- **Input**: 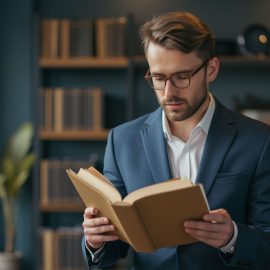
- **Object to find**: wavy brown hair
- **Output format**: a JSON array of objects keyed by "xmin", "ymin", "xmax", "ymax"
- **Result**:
[{"xmin": 140, "ymin": 11, "xmax": 215, "ymax": 61}]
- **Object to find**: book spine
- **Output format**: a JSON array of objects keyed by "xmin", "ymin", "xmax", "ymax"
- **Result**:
[
  {"xmin": 112, "ymin": 203, "xmax": 154, "ymax": 252},
  {"xmin": 41, "ymin": 229, "xmax": 55, "ymax": 270}
]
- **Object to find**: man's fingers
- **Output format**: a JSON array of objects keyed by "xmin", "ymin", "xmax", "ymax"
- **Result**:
[
  {"xmin": 187, "ymin": 234, "xmax": 223, "ymax": 248},
  {"xmin": 185, "ymin": 227, "xmax": 231, "ymax": 248},
  {"xmin": 184, "ymin": 220, "xmax": 224, "ymax": 233},
  {"xmin": 82, "ymin": 207, "xmax": 119, "ymax": 248},
  {"xmin": 84, "ymin": 207, "xmax": 98, "ymax": 218},
  {"xmin": 203, "ymin": 209, "xmax": 230, "ymax": 223},
  {"xmin": 185, "ymin": 227, "xmax": 227, "ymax": 240},
  {"xmin": 84, "ymin": 224, "xmax": 116, "ymax": 235},
  {"xmin": 84, "ymin": 217, "xmax": 109, "ymax": 227}
]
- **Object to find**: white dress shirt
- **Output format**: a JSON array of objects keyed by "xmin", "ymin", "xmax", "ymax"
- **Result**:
[{"xmin": 162, "ymin": 94, "xmax": 215, "ymax": 183}]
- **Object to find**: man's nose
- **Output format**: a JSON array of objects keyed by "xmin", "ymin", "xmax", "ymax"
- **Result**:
[{"xmin": 164, "ymin": 79, "xmax": 177, "ymax": 97}]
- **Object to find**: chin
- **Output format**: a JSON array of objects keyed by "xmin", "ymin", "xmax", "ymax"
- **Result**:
[{"xmin": 166, "ymin": 111, "xmax": 189, "ymax": 122}]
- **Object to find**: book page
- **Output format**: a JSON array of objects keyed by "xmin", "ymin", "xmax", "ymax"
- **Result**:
[
  {"xmin": 69, "ymin": 169, "xmax": 122, "ymax": 203},
  {"xmin": 124, "ymin": 179, "xmax": 192, "ymax": 204},
  {"xmin": 198, "ymin": 183, "xmax": 210, "ymax": 211},
  {"xmin": 86, "ymin": 166, "xmax": 115, "ymax": 187}
]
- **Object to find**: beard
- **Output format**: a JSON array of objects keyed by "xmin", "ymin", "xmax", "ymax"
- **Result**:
[{"xmin": 159, "ymin": 81, "xmax": 209, "ymax": 122}]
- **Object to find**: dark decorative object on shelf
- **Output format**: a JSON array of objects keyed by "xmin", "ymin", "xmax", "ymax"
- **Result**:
[
  {"xmin": 215, "ymin": 40, "xmax": 238, "ymax": 56},
  {"xmin": 237, "ymin": 24, "xmax": 270, "ymax": 56}
]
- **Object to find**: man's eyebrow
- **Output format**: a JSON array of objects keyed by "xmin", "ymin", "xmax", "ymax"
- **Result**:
[{"xmin": 151, "ymin": 69, "xmax": 193, "ymax": 76}]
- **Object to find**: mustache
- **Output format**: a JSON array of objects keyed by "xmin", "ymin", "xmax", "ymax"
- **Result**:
[{"xmin": 163, "ymin": 97, "xmax": 187, "ymax": 104}]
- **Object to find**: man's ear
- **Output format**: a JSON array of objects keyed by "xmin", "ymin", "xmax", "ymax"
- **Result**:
[{"xmin": 207, "ymin": 57, "xmax": 219, "ymax": 82}]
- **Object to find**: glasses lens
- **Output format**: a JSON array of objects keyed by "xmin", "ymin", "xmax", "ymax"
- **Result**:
[
  {"xmin": 171, "ymin": 75, "xmax": 190, "ymax": 89},
  {"xmin": 151, "ymin": 77, "xmax": 165, "ymax": 90},
  {"xmin": 148, "ymin": 75, "xmax": 190, "ymax": 90}
]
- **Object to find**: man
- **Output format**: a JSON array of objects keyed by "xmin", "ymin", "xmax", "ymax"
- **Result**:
[{"xmin": 82, "ymin": 12, "xmax": 270, "ymax": 269}]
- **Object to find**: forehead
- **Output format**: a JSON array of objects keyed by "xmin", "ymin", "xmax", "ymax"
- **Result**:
[{"xmin": 146, "ymin": 42, "xmax": 202, "ymax": 74}]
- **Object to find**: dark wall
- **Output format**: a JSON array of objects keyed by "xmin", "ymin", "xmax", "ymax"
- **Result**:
[
  {"xmin": 0, "ymin": 1, "xmax": 34, "ymax": 269},
  {"xmin": 1, "ymin": 0, "xmax": 33, "ymax": 135}
]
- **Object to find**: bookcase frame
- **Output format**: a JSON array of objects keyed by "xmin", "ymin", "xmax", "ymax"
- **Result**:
[{"xmin": 33, "ymin": 13, "xmax": 136, "ymax": 270}]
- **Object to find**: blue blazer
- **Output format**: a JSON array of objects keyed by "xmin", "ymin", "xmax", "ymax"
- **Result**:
[{"xmin": 83, "ymin": 99, "xmax": 270, "ymax": 270}]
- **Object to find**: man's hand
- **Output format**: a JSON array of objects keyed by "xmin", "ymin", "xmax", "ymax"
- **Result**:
[
  {"xmin": 82, "ymin": 207, "xmax": 119, "ymax": 250},
  {"xmin": 183, "ymin": 208, "xmax": 234, "ymax": 248}
]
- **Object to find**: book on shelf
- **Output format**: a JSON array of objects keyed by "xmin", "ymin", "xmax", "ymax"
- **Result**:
[
  {"xmin": 66, "ymin": 167, "xmax": 209, "ymax": 252},
  {"xmin": 40, "ymin": 87, "xmax": 104, "ymax": 132},
  {"xmin": 96, "ymin": 16, "xmax": 127, "ymax": 58},
  {"xmin": 40, "ymin": 228, "xmax": 85, "ymax": 270},
  {"xmin": 40, "ymin": 19, "xmax": 60, "ymax": 59},
  {"xmin": 40, "ymin": 16, "xmax": 127, "ymax": 59},
  {"xmin": 70, "ymin": 19, "xmax": 94, "ymax": 57},
  {"xmin": 59, "ymin": 19, "xmax": 70, "ymax": 59},
  {"xmin": 40, "ymin": 158, "xmax": 97, "ymax": 206}
]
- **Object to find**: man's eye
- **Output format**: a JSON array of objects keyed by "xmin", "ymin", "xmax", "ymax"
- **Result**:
[
  {"xmin": 174, "ymin": 73, "xmax": 189, "ymax": 80},
  {"xmin": 153, "ymin": 76, "xmax": 165, "ymax": 81}
]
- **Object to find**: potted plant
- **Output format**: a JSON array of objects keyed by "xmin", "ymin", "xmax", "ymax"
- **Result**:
[{"xmin": 0, "ymin": 122, "xmax": 35, "ymax": 270}]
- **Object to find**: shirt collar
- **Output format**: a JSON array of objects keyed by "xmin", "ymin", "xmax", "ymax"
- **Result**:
[{"xmin": 162, "ymin": 93, "xmax": 216, "ymax": 141}]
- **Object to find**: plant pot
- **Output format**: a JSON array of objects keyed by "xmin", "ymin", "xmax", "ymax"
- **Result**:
[{"xmin": 0, "ymin": 252, "xmax": 23, "ymax": 270}]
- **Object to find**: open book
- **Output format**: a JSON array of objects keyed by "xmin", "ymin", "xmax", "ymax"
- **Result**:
[{"xmin": 66, "ymin": 167, "xmax": 209, "ymax": 253}]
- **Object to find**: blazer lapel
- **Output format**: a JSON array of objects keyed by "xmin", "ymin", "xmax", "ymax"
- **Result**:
[
  {"xmin": 140, "ymin": 108, "xmax": 172, "ymax": 183},
  {"xmin": 196, "ymin": 101, "xmax": 238, "ymax": 195}
]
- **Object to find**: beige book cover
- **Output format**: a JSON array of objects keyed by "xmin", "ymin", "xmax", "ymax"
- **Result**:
[
  {"xmin": 66, "ymin": 167, "xmax": 209, "ymax": 252},
  {"xmin": 41, "ymin": 229, "xmax": 55, "ymax": 270},
  {"xmin": 60, "ymin": 19, "xmax": 70, "ymax": 59}
]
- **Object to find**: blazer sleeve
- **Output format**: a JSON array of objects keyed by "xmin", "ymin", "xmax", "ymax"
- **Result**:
[
  {"xmin": 220, "ymin": 133, "xmax": 270, "ymax": 269},
  {"xmin": 81, "ymin": 129, "xmax": 130, "ymax": 269}
]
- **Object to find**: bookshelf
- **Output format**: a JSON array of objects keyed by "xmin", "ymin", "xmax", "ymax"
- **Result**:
[
  {"xmin": 39, "ymin": 129, "xmax": 109, "ymax": 140},
  {"xmin": 35, "ymin": 14, "xmax": 134, "ymax": 270},
  {"xmin": 40, "ymin": 203, "xmax": 84, "ymax": 212},
  {"xmin": 133, "ymin": 54, "xmax": 270, "ymax": 67},
  {"xmin": 39, "ymin": 57, "xmax": 129, "ymax": 68}
]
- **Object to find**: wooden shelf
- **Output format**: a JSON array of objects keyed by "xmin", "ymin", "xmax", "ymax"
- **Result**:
[
  {"xmin": 39, "ymin": 55, "xmax": 270, "ymax": 69},
  {"xmin": 219, "ymin": 55, "xmax": 270, "ymax": 66},
  {"xmin": 39, "ymin": 57, "xmax": 129, "ymax": 68},
  {"xmin": 132, "ymin": 55, "xmax": 270, "ymax": 67},
  {"xmin": 39, "ymin": 129, "xmax": 109, "ymax": 140},
  {"xmin": 40, "ymin": 203, "xmax": 84, "ymax": 212}
]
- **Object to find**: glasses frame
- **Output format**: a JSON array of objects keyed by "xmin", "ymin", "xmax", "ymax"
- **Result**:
[{"xmin": 145, "ymin": 58, "xmax": 210, "ymax": 90}]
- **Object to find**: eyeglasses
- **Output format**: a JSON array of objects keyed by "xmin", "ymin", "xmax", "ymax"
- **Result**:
[{"xmin": 145, "ymin": 58, "xmax": 209, "ymax": 90}]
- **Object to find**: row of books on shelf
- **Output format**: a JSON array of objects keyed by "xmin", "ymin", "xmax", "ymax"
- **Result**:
[
  {"xmin": 40, "ymin": 227, "xmax": 85, "ymax": 270},
  {"xmin": 41, "ymin": 16, "xmax": 128, "ymax": 59},
  {"xmin": 40, "ymin": 158, "xmax": 97, "ymax": 206},
  {"xmin": 40, "ymin": 87, "xmax": 104, "ymax": 132}
]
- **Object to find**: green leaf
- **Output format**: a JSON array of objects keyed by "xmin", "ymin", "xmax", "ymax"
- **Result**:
[
  {"xmin": 0, "ymin": 122, "xmax": 35, "ymax": 199},
  {"xmin": 18, "ymin": 153, "xmax": 36, "ymax": 172},
  {"xmin": 2, "ymin": 157, "xmax": 16, "ymax": 181},
  {"xmin": 9, "ymin": 170, "xmax": 29, "ymax": 198},
  {"xmin": 0, "ymin": 174, "xmax": 7, "ymax": 198},
  {"xmin": 5, "ymin": 122, "xmax": 34, "ymax": 165}
]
